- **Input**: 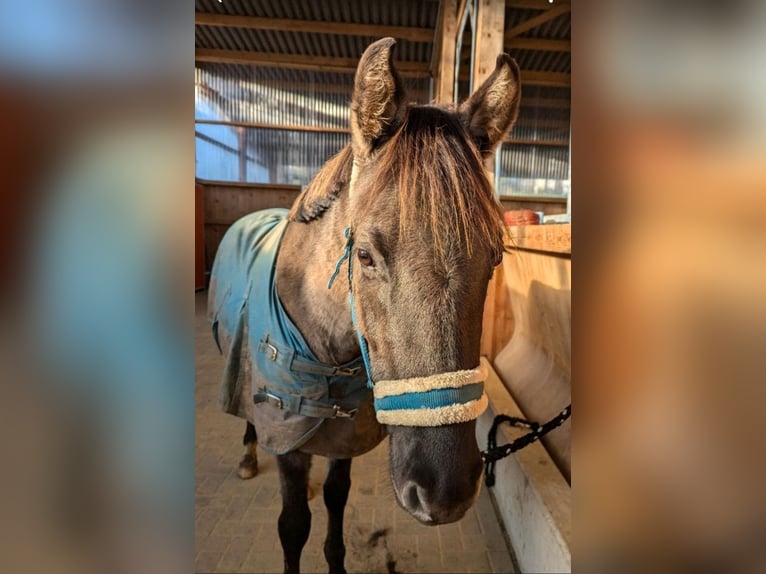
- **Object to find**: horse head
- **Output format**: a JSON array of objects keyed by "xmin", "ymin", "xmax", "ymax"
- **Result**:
[{"xmin": 344, "ymin": 38, "xmax": 521, "ymax": 524}]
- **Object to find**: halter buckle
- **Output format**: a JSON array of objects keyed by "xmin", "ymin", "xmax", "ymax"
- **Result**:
[{"xmin": 333, "ymin": 405, "xmax": 357, "ymax": 418}]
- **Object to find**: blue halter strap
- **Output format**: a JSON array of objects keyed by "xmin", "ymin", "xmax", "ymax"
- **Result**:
[
  {"xmin": 327, "ymin": 227, "xmax": 374, "ymax": 388},
  {"xmin": 327, "ymin": 226, "xmax": 488, "ymax": 426}
]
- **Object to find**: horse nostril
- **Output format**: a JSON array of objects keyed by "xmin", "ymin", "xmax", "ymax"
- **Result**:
[
  {"xmin": 405, "ymin": 482, "xmax": 422, "ymax": 511},
  {"xmin": 401, "ymin": 481, "xmax": 434, "ymax": 523}
]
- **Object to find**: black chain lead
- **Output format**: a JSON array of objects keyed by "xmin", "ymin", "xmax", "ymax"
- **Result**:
[{"xmin": 481, "ymin": 404, "xmax": 571, "ymax": 487}]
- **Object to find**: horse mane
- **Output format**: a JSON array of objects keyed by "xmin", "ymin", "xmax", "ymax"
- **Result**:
[
  {"xmin": 290, "ymin": 105, "xmax": 505, "ymax": 260},
  {"xmin": 288, "ymin": 145, "xmax": 354, "ymax": 223},
  {"xmin": 362, "ymin": 105, "xmax": 505, "ymax": 260}
]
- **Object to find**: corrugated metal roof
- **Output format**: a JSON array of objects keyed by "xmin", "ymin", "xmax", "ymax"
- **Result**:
[
  {"xmin": 195, "ymin": 26, "xmax": 432, "ymax": 63},
  {"xmin": 505, "ymin": 8, "xmax": 571, "ymax": 40},
  {"xmin": 195, "ymin": 1, "xmax": 570, "ymax": 188},
  {"xmin": 508, "ymin": 48, "xmax": 570, "ymax": 74},
  {"xmin": 196, "ymin": 0, "xmax": 570, "ymax": 73},
  {"xmin": 195, "ymin": 0, "xmax": 439, "ymax": 28},
  {"xmin": 195, "ymin": 63, "xmax": 431, "ymax": 127}
]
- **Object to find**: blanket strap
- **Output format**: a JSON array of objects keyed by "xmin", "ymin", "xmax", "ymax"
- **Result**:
[{"xmin": 254, "ymin": 388, "xmax": 358, "ymax": 419}]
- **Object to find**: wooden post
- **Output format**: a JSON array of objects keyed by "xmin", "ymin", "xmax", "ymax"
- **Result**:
[
  {"xmin": 472, "ymin": 0, "xmax": 506, "ymax": 89},
  {"xmin": 472, "ymin": 0, "xmax": 505, "ymax": 183},
  {"xmin": 237, "ymin": 127, "xmax": 247, "ymax": 181},
  {"xmin": 475, "ymin": 0, "xmax": 506, "ymax": 358},
  {"xmin": 432, "ymin": 0, "xmax": 458, "ymax": 104},
  {"xmin": 195, "ymin": 183, "xmax": 205, "ymax": 290}
]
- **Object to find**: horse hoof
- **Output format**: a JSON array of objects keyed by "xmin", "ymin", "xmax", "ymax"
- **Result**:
[{"xmin": 237, "ymin": 454, "xmax": 258, "ymax": 480}]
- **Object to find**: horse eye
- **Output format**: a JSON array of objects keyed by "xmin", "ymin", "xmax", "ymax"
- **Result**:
[{"xmin": 357, "ymin": 249, "xmax": 374, "ymax": 268}]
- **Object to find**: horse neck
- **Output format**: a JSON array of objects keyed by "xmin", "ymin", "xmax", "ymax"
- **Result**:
[{"xmin": 275, "ymin": 194, "xmax": 359, "ymax": 365}]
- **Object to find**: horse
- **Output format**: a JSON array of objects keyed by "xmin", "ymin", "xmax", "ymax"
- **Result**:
[{"xmin": 208, "ymin": 37, "xmax": 521, "ymax": 574}]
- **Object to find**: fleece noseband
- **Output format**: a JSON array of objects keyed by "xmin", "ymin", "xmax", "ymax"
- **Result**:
[{"xmin": 327, "ymin": 227, "xmax": 488, "ymax": 427}]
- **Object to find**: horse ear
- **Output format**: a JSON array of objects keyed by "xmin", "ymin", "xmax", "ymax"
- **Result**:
[
  {"xmin": 459, "ymin": 55, "xmax": 521, "ymax": 157},
  {"xmin": 350, "ymin": 37, "xmax": 407, "ymax": 158}
]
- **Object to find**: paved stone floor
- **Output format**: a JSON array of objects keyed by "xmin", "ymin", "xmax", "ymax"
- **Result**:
[{"xmin": 195, "ymin": 291, "xmax": 517, "ymax": 573}]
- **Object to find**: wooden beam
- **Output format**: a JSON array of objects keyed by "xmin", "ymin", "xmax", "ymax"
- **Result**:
[
  {"xmin": 433, "ymin": 0, "xmax": 458, "ymax": 103},
  {"xmin": 195, "ymin": 49, "xmax": 430, "ymax": 77},
  {"xmin": 473, "ymin": 0, "xmax": 506, "ymax": 183},
  {"xmin": 198, "ymin": 77, "xmax": 428, "ymax": 98},
  {"xmin": 504, "ymin": 3, "xmax": 570, "ymax": 40},
  {"xmin": 473, "ymin": 0, "xmax": 506, "ymax": 88},
  {"xmin": 456, "ymin": 0, "xmax": 470, "ymax": 36},
  {"xmin": 197, "ymin": 120, "xmax": 571, "ymax": 149},
  {"xmin": 196, "ymin": 119, "xmax": 350, "ymax": 134},
  {"xmin": 504, "ymin": 137, "xmax": 569, "ymax": 147},
  {"xmin": 459, "ymin": 66, "xmax": 570, "ymax": 86},
  {"xmin": 507, "ymin": 37, "xmax": 570, "ymax": 52},
  {"xmin": 195, "ymin": 12, "xmax": 434, "ymax": 43},
  {"xmin": 196, "ymin": 120, "xmax": 572, "ymax": 144},
  {"xmin": 506, "ymin": 0, "xmax": 570, "ymax": 10}
]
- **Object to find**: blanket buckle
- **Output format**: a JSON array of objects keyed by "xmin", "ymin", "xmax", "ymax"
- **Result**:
[{"xmin": 333, "ymin": 405, "xmax": 357, "ymax": 418}]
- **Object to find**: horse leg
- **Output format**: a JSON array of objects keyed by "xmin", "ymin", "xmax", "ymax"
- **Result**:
[
  {"xmin": 323, "ymin": 458, "xmax": 352, "ymax": 574},
  {"xmin": 237, "ymin": 421, "xmax": 258, "ymax": 479},
  {"xmin": 277, "ymin": 451, "xmax": 312, "ymax": 574}
]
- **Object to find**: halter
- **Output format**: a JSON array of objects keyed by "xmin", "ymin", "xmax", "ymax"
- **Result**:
[{"xmin": 327, "ymin": 227, "xmax": 488, "ymax": 427}]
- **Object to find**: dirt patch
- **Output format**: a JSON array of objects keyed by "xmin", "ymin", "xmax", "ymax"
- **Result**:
[{"xmin": 345, "ymin": 523, "xmax": 416, "ymax": 573}]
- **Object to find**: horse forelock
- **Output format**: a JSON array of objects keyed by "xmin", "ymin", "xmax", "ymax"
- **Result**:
[
  {"xmin": 290, "ymin": 104, "xmax": 505, "ymax": 263},
  {"xmin": 360, "ymin": 105, "xmax": 505, "ymax": 261}
]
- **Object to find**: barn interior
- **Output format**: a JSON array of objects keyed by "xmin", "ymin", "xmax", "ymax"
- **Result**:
[{"xmin": 195, "ymin": 1, "xmax": 571, "ymax": 572}]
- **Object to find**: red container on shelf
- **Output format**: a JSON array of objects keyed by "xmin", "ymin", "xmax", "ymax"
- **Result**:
[{"xmin": 503, "ymin": 209, "xmax": 541, "ymax": 226}]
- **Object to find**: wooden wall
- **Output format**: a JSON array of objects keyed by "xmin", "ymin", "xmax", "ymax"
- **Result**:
[
  {"xmin": 198, "ymin": 179, "xmax": 302, "ymax": 275},
  {"xmin": 499, "ymin": 196, "xmax": 567, "ymax": 215},
  {"xmin": 481, "ymin": 224, "xmax": 571, "ymax": 480}
]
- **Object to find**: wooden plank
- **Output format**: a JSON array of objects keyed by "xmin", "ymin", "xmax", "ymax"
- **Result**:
[
  {"xmin": 432, "ymin": 0, "xmax": 458, "ymax": 103},
  {"xmin": 490, "ymin": 249, "xmax": 571, "ymax": 476},
  {"xmin": 195, "ymin": 12, "xmax": 434, "ymax": 43},
  {"xmin": 196, "ymin": 178, "xmax": 300, "ymax": 191},
  {"xmin": 505, "ymin": 222, "xmax": 571, "ymax": 254},
  {"xmin": 504, "ymin": 3, "xmax": 570, "ymax": 40},
  {"xmin": 195, "ymin": 183, "xmax": 205, "ymax": 289},
  {"xmin": 237, "ymin": 127, "xmax": 247, "ymax": 182},
  {"xmin": 475, "ymin": 357, "xmax": 571, "ymax": 573},
  {"xmin": 491, "ymin": 256, "xmax": 514, "ymax": 358},
  {"xmin": 503, "ymin": 138, "xmax": 569, "ymax": 147},
  {"xmin": 202, "ymin": 182, "xmax": 302, "ymax": 271},
  {"xmin": 197, "ymin": 48, "xmax": 565, "ymax": 86},
  {"xmin": 195, "ymin": 49, "xmax": 430, "ymax": 77},
  {"xmin": 459, "ymin": 67, "xmax": 571, "ymax": 86},
  {"xmin": 196, "ymin": 119, "xmax": 351, "ymax": 134},
  {"xmin": 499, "ymin": 195, "xmax": 568, "ymax": 204},
  {"xmin": 196, "ymin": 178, "xmax": 301, "ymax": 191},
  {"xmin": 198, "ymin": 124, "xmax": 569, "ymax": 146},
  {"xmin": 507, "ymin": 37, "xmax": 570, "ymax": 52}
]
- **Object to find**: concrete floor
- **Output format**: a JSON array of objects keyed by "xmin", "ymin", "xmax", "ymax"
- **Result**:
[{"xmin": 195, "ymin": 291, "xmax": 516, "ymax": 573}]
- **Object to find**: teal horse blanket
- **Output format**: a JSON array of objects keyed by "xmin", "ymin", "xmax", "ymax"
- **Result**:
[{"xmin": 208, "ymin": 209, "xmax": 379, "ymax": 455}]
